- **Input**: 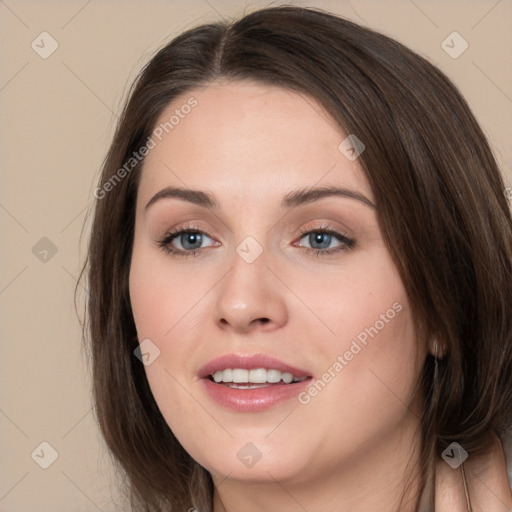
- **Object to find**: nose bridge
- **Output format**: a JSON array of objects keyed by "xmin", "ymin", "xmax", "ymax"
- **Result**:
[
  {"xmin": 213, "ymin": 232, "xmax": 287, "ymax": 331},
  {"xmin": 223, "ymin": 235, "xmax": 270, "ymax": 308}
]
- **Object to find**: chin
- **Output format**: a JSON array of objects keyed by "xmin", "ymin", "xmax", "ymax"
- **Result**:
[{"xmin": 183, "ymin": 432, "xmax": 316, "ymax": 484}]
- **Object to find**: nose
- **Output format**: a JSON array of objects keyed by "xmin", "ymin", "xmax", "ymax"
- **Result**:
[{"xmin": 214, "ymin": 245, "xmax": 288, "ymax": 334}]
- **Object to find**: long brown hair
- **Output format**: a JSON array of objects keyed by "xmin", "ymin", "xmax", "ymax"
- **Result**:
[{"xmin": 80, "ymin": 5, "xmax": 512, "ymax": 510}]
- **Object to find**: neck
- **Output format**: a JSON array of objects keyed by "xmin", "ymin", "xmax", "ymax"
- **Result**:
[{"xmin": 211, "ymin": 414, "xmax": 424, "ymax": 512}]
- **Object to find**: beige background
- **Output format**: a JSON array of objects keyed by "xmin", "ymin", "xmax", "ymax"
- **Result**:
[{"xmin": 1, "ymin": 0, "xmax": 511, "ymax": 510}]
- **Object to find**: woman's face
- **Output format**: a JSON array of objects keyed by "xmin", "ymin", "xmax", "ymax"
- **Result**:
[{"xmin": 129, "ymin": 80, "xmax": 425, "ymax": 486}]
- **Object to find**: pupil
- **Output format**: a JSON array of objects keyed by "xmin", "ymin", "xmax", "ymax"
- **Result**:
[
  {"xmin": 182, "ymin": 233, "xmax": 201, "ymax": 250},
  {"xmin": 311, "ymin": 232, "xmax": 330, "ymax": 249}
]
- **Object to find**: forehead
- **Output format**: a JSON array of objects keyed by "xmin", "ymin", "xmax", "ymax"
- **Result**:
[{"xmin": 138, "ymin": 80, "xmax": 372, "ymax": 206}]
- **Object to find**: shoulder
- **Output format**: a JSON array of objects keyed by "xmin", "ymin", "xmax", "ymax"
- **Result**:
[{"xmin": 435, "ymin": 431, "xmax": 512, "ymax": 512}]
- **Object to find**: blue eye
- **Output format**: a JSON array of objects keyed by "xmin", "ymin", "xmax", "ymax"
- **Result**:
[
  {"xmin": 157, "ymin": 224, "xmax": 355, "ymax": 257},
  {"xmin": 304, "ymin": 231, "xmax": 335, "ymax": 250},
  {"xmin": 296, "ymin": 227, "xmax": 355, "ymax": 256},
  {"xmin": 158, "ymin": 225, "xmax": 216, "ymax": 257},
  {"xmin": 173, "ymin": 231, "xmax": 206, "ymax": 251}
]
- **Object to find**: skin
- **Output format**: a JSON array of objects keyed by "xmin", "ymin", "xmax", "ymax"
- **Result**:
[{"xmin": 129, "ymin": 79, "xmax": 439, "ymax": 511}]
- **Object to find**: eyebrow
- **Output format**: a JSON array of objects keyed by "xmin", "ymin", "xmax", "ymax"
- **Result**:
[{"xmin": 145, "ymin": 185, "xmax": 376, "ymax": 211}]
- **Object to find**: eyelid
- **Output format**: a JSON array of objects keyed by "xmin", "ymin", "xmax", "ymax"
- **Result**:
[
  {"xmin": 157, "ymin": 223, "xmax": 218, "ymax": 253},
  {"xmin": 294, "ymin": 223, "xmax": 355, "ymax": 253},
  {"xmin": 157, "ymin": 221, "xmax": 356, "ymax": 258},
  {"xmin": 296, "ymin": 221, "xmax": 352, "ymax": 238}
]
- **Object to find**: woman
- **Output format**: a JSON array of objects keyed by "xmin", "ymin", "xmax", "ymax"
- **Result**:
[{"xmin": 82, "ymin": 5, "xmax": 512, "ymax": 511}]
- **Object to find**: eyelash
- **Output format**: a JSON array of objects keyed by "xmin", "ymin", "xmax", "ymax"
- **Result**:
[{"xmin": 157, "ymin": 223, "xmax": 356, "ymax": 258}]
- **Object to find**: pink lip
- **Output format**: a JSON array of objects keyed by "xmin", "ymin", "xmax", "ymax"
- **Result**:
[{"xmin": 198, "ymin": 353, "xmax": 313, "ymax": 413}]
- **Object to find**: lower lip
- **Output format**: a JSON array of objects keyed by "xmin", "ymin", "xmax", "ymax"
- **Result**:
[{"xmin": 201, "ymin": 378, "xmax": 312, "ymax": 412}]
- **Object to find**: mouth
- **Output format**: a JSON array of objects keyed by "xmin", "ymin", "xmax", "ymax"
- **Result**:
[
  {"xmin": 208, "ymin": 368, "xmax": 308, "ymax": 388},
  {"xmin": 198, "ymin": 354, "xmax": 313, "ymax": 412}
]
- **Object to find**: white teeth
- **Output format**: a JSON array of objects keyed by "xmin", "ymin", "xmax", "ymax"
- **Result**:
[
  {"xmin": 232, "ymin": 369, "xmax": 249, "ymax": 383},
  {"xmin": 266, "ymin": 369, "xmax": 282, "ymax": 383},
  {"xmin": 249, "ymin": 368, "xmax": 267, "ymax": 383},
  {"xmin": 210, "ymin": 368, "xmax": 307, "ymax": 384},
  {"xmin": 281, "ymin": 372, "xmax": 293, "ymax": 384}
]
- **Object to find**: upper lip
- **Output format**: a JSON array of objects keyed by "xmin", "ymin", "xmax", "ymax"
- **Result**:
[{"xmin": 198, "ymin": 353, "xmax": 312, "ymax": 379}]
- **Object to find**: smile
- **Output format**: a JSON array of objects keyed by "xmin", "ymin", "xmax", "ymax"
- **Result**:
[
  {"xmin": 199, "ymin": 354, "xmax": 313, "ymax": 412},
  {"xmin": 210, "ymin": 368, "xmax": 308, "ymax": 387}
]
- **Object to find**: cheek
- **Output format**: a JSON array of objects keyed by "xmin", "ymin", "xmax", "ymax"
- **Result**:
[
  {"xmin": 129, "ymin": 259, "xmax": 215, "ymax": 459},
  {"xmin": 128, "ymin": 247, "xmax": 206, "ymax": 341},
  {"xmin": 289, "ymin": 248, "xmax": 413, "ymax": 365},
  {"xmin": 292, "ymin": 254, "xmax": 420, "ymax": 431},
  {"xmin": 128, "ymin": 249, "xmax": 217, "ymax": 427},
  {"xmin": 291, "ymin": 296, "xmax": 418, "ymax": 470}
]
